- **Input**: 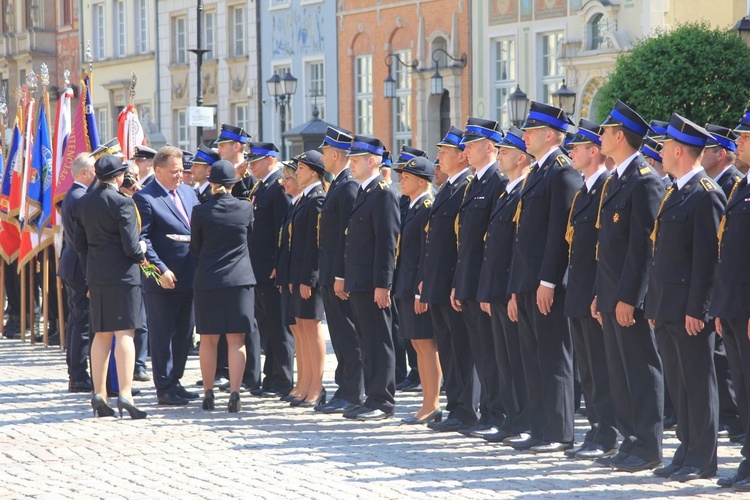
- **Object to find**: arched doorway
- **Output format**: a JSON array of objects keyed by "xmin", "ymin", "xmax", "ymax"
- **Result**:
[{"xmin": 439, "ymin": 89, "xmax": 451, "ymax": 138}]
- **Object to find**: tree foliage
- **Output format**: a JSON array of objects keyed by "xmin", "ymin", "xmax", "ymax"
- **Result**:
[{"xmin": 595, "ymin": 22, "xmax": 750, "ymax": 127}]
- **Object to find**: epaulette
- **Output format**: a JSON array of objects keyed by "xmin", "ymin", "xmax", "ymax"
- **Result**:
[
  {"xmin": 555, "ymin": 155, "xmax": 571, "ymax": 167},
  {"xmin": 378, "ymin": 179, "xmax": 389, "ymax": 190},
  {"xmin": 639, "ymin": 166, "xmax": 652, "ymax": 176},
  {"xmin": 423, "ymin": 199, "xmax": 433, "ymax": 208},
  {"xmin": 700, "ymin": 178, "xmax": 717, "ymax": 191}
]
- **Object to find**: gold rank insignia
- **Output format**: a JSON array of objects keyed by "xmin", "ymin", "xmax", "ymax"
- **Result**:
[
  {"xmin": 700, "ymin": 178, "xmax": 716, "ymax": 191},
  {"xmin": 613, "ymin": 213, "xmax": 620, "ymax": 223},
  {"xmin": 423, "ymin": 199, "xmax": 432, "ymax": 208},
  {"xmin": 640, "ymin": 167, "xmax": 651, "ymax": 175},
  {"xmin": 378, "ymin": 180, "xmax": 389, "ymax": 190}
]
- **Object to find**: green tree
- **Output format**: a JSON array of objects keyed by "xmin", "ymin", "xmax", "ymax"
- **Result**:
[{"xmin": 595, "ymin": 22, "xmax": 750, "ymax": 127}]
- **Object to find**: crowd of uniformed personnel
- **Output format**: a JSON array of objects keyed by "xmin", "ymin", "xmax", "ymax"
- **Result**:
[{"xmin": 46, "ymin": 98, "xmax": 750, "ymax": 490}]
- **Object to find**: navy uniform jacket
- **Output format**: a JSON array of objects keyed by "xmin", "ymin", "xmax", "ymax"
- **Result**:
[
  {"xmin": 231, "ymin": 164, "xmax": 257, "ymax": 199},
  {"xmin": 133, "ymin": 181, "xmax": 198, "ymax": 293},
  {"xmin": 341, "ymin": 175, "xmax": 400, "ymax": 292},
  {"xmin": 645, "ymin": 172, "xmax": 725, "ymax": 322},
  {"xmin": 454, "ymin": 164, "xmax": 507, "ymax": 301},
  {"xmin": 73, "ymin": 183, "xmax": 145, "ymax": 286},
  {"xmin": 275, "ymin": 201, "xmax": 296, "ymax": 287},
  {"xmin": 419, "ymin": 170, "xmax": 472, "ymax": 304},
  {"xmin": 715, "ymin": 165, "xmax": 743, "ymax": 199},
  {"xmin": 58, "ymin": 183, "xmax": 88, "ymax": 283},
  {"xmin": 394, "ymin": 194, "xmax": 433, "ymax": 300},
  {"xmin": 319, "ymin": 168, "xmax": 358, "ymax": 287},
  {"xmin": 508, "ymin": 148, "xmax": 583, "ymax": 294},
  {"xmin": 289, "ymin": 184, "xmax": 326, "ymax": 287},
  {"xmin": 564, "ymin": 170, "xmax": 612, "ymax": 318},
  {"xmin": 477, "ymin": 179, "xmax": 523, "ymax": 304},
  {"xmin": 195, "ymin": 184, "xmax": 212, "ymax": 204},
  {"xmin": 247, "ymin": 170, "xmax": 291, "ymax": 284},
  {"xmin": 189, "ymin": 193, "xmax": 256, "ymax": 290},
  {"xmin": 596, "ymin": 154, "xmax": 665, "ymax": 312},
  {"xmin": 710, "ymin": 175, "xmax": 750, "ymax": 319}
]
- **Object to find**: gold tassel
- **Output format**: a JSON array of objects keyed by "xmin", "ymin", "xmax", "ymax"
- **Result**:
[
  {"xmin": 317, "ymin": 212, "xmax": 322, "ymax": 249},
  {"xmin": 649, "ymin": 186, "xmax": 675, "ymax": 256},
  {"xmin": 565, "ymin": 190, "xmax": 582, "ymax": 260},
  {"xmin": 513, "ymin": 170, "xmax": 533, "ymax": 230},
  {"xmin": 718, "ymin": 177, "xmax": 743, "ymax": 258},
  {"xmin": 594, "ymin": 175, "xmax": 614, "ymax": 230}
]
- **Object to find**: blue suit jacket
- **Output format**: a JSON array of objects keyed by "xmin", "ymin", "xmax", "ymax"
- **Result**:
[
  {"xmin": 134, "ymin": 181, "xmax": 198, "ymax": 293},
  {"xmin": 58, "ymin": 183, "xmax": 88, "ymax": 283}
]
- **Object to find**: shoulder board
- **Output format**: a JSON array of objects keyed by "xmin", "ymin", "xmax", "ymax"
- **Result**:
[
  {"xmin": 639, "ymin": 166, "xmax": 652, "ymax": 176},
  {"xmin": 378, "ymin": 179, "xmax": 389, "ymax": 190},
  {"xmin": 700, "ymin": 178, "xmax": 717, "ymax": 191},
  {"xmin": 555, "ymin": 155, "xmax": 571, "ymax": 167},
  {"xmin": 423, "ymin": 199, "xmax": 433, "ymax": 208}
]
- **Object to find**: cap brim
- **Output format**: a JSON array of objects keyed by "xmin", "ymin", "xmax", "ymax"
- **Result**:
[
  {"xmin": 459, "ymin": 135, "xmax": 485, "ymax": 144},
  {"xmin": 346, "ymin": 150, "xmax": 369, "ymax": 156}
]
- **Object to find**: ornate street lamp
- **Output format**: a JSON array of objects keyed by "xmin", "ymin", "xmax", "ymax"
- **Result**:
[
  {"xmin": 552, "ymin": 79, "xmax": 577, "ymax": 116},
  {"xmin": 266, "ymin": 69, "xmax": 298, "ymax": 154},
  {"xmin": 383, "ymin": 53, "xmax": 418, "ymax": 99},
  {"xmin": 507, "ymin": 84, "xmax": 529, "ymax": 128},
  {"xmin": 429, "ymin": 48, "xmax": 467, "ymax": 96}
]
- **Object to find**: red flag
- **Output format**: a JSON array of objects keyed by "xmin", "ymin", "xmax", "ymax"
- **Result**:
[
  {"xmin": 56, "ymin": 78, "xmax": 92, "ymax": 204},
  {"xmin": 0, "ymin": 219, "xmax": 20, "ymax": 263},
  {"xmin": 9, "ymin": 99, "xmax": 34, "ymax": 221},
  {"xmin": 118, "ymin": 104, "xmax": 146, "ymax": 160}
]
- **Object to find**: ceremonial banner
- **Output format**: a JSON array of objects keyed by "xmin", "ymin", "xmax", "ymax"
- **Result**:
[
  {"xmin": 0, "ymin": 124, "xmax": 20, "ymax": 218},
  {"xmin": 52, "ymin": 87, "xmax": 73, "ymax": 204},
  {"xmin": 9, "ymin": 100, "xmax": 34, "ymax": 222},
  {"xmin": 25, "ymin": 100, "xmax": 53, "ymax": 233},
  {"xmin": 118, "ymin": 103, "xmax": 146, "ymax": 160}
]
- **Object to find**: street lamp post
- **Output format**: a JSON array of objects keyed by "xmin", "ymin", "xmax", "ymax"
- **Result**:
[
  {"xmin": 266, "ymin": 69, "xmax": 298, "ymax": 156},
  {"xmin": 507, "ymin": 85, "xmax": 529, "ymax": 127},
  {"xmin": 429, "ymin": 48, "xmax": 467, "ymax": 96},
  {"xmin": 383, "ymin": 53, "xmax": 418, "ymax": 99},
  {"xmin": 189, "ymin": 0, "xmax": 209, "ymax": 147},
  {"xmin": 552, "ymin": 79, "xmax": 577, "ymax": 117}
]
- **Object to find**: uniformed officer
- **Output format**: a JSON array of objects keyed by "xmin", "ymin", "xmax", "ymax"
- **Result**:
[
  {"xmin": 214, "ymin": 124, "xmax": 256, "ymax": 199},
  {"xmin": 244, "ymin": 142, "xmax": 294, "ymax": 397},
  {"xmin": 712, "ymin": 105, "xmax": 750, "ymax": 491},
  {"xmin": 392, "ymin": 157, "xmax": 439, "ymax": 424},
  {"xmin": 477, "ymin": 126, "xmax": 531, "ymax": 443},
  {"xmin": 564, "ymin": 120, "xmax": 617, "ymax": 459},
  {"xmin": 335, "ymin": 135, "xmax": 400, "ymax": 421},
  {"xmin": 133, "ymin": 145, "xmax": 157, "ymax": 187},
  {"xmin": 703, "ymin": 124, "xmax": 743, "ymax": 197},
  {"xmin": 642, "ymin": 137, "xmax": 671, "ymax": 186},
  {"xmin": 419, "ymin": 127, "xmax": 479, "ymax": 433},
  {"xmin": 315, "ymin": 127, "xmax": 365, "ymax": 414},
  {"xmin": 593, "ymin": 100, "xmax": 666, "ymax": 472},
  {"xmin": 507, "ymin": 102, "xmax": 582, "ymax": 453},
  {"xmin": 192, "ymin": 145, "xmax": 221, "ymax": 203},
  {"xmin": 645, "ymin": 114, "xmax": 724, "ymax": 482},
  {"xmin": 452, "ymin": 118, "xmax": 508, "ymax": 439}
]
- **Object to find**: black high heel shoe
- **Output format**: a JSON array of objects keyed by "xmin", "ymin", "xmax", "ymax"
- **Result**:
[
  {"xmin": 116, "ymin": 395, "xmax": 148, "ymax": 420},
  {"xmin": 297, "ymin": 389, "xmax": 326, "ymax": 408},
  {"xmin": 401, "ymin": 408, "xmax": 443, "ymax": 425},
  {"xmin": 91, "ymin": 394, "xmax": 115, "ymax": 418},
  {"xmin": 202, "ymin": 389, "xmax": 215, "ymax": 410},
  {"xmin": 228, "ymin": 391, "xmax": 241, "ymax": 413}
]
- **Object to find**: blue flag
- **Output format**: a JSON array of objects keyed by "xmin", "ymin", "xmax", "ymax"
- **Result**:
[
  {"xmin": 83, "ymin": 74, "xmax": 100, "ymax": 151},
  {"xmin": 27, "ymin": 101, "xmax": 52, "ymax": 233},
  {"xmin": 0, "ymin": 124, "xmax": 20, "ymax": 217}
]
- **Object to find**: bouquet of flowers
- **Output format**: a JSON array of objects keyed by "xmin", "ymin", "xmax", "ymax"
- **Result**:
[{"xmin": 140, "ymin": 262, "xmax": 163, "ymax": 287}]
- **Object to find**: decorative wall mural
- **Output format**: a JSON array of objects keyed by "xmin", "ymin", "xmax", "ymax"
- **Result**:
[{"xmin": 271, "ymin": 6, "xmax": 325, "ymax": 57}]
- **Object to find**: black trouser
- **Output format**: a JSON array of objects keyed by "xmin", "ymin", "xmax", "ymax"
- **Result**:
[
  {"xmin": 601, "ymin": 310, "xmax": 664, "ymax": 462},
  {"xmin": 242, "ymin": 314, "xmax": 262, "ymax": 388},
  {"xmin": 490, "ymin": 302, "xmax": 528, "ymax": 434},
  {"xmin": 348, "ymin": 291, "xmax": 395, "ymax": 413},
  {"xmin": 655, "ymin": 320, "xmax": 717, "ymax": 472},
  {"xmin": 715, "ymin": 335, "xmax": 742, "ymax": 432},
  {"xmin": 516, "ymin": 290, "xmax": 575, "ymax": 443},
  {"xmin": 569, "ymin": 315, "xmax": 617, "ymax": 449},
  {"xmin": 322, "ymin": 285, "xmax": 363, "ymax": 404},
  {"xmin": 145, "ymin": 290, "xmax": 194, "ymax": 395},
  {"xmin": 255, "ymin": 283, "xmax": 293, "ymax": 392},
  {"xmin": 134, "ymin": 293, "xmax": 148, "ymax": 372},
  {"xmin": 719, "ymin": 317, "xmax": 750, "ymax": 464},
  {"xmin": 429, "ymin": 301, "xmax": 478, "ymax": 425},
  {"xmin": 462, "ymin": 299, "xmax": 503, "ymax": 427},
  {"xmin": 62, "ymin": 278, "xmax": 90, "ymax": 383}
]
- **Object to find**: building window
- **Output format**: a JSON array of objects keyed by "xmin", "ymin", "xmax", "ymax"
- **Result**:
[
  {"xmin": 59, "ymin": 0, "xmax": 72, "ymax": 26},
  {"xmin": 589, "ymin": 13, "xmax": 604, "ymax": 50},
  {"xmin": 135, "ymin": 0, "xmax": 148, "ymax": 54},
  {"xmin": 204, "ymin": 11, "xmax": 216, "ymax": 60},
  {"xmin": 392, "ymin": 50, "xmax": 412, "ymax": 152},
  {"xmin": 270, "ymin": 0, "xmax": 291, "ymax": 8},
  {"xmin": 175, "ymin": 109, "xmax": 189, "ymax": 149},
  {"xmin": 93, "ymin": 3, "xmax": 106, "ymax": 60},
  {"xmin": 306, "ymin": 60, "xmax": 325, "ymax": 120},
  {"xmin": 231, "ymin": 7, "xmax": 246, "ymax": 57},
  {"xmin": 354, "ymin": 55, "xmax": 373, "ymax": 135},
  {"xmin": 172, "ymin": 16, "xmax": 187, "ymax": 65},
  {"xmin": 96, "ymin": 108, "xmax": 109, "ymax": 140},
  {"xmin": 233, "ymin": 104, "xmax": 248, "ymax": 133},
  {"xmin": 540, "ymin": 31, "xmax": 563, "ymax": 105},
  {"xmin": 493, "ymin": 37, "xmax": 516, "ymax": 129},
  {"xmin": 114, "ymin": 0, "xmax": 126, "ymax": 57}
]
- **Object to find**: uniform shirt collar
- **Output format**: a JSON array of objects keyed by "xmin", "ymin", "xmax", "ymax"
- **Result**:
[
  {"xmin": 616, "ymin": 151, "xmax": 641, "ymax": 178},
  {"xmin": 290, "ymin": 193, "xmax": 303, "ymax": 205},
  {"xmin": 448, "ymin": 167, "xmax": 471, "ymax": 185},
  {"xmin": 474, "ymin": 161, "xmax": 494, "ymax": 181},
  {"xmin": 360, "ymin": 172, "xmax": 380, "ymax": 191},
  {"xmin": 303, "ymin": 181, "xmax": 322, "ymax": 196},
  {"xmin": 713, "ymin": 164, "xmax": 733, "ymax": 182},
  {"xmin": 261, "ymin": 169, "xmax": 276, "ymax": 183},
  {"xmin": 506, "ymin": 173, "xmax": 526, "ymax": 193},
  {"xmin": 534, "ymin": 147, "xmax": 557, "ymax": 169},
  {"xmin": 585, "ymin": 166, "xmax": 607, "ymax": 191},
  {"xmin": 675, "ymin": 167, "xmax": 703, "ymax": 191},
  {"xmin": 409, "ymin": 192, "xmax": 428, "ymax": 209},
  {"xmin": 198, "ymin": 181, "xmax": 210, "ymax": 194}
]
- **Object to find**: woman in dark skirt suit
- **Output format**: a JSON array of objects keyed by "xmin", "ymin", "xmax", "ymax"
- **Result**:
[
  {"xmin": 393, "ymin": 157, "xmax": 442, "ymax": 425},
  {"xmin": 73, "ymin": 155, "xmax": 148, "ymax": 420},
  {"xmin": 288, "ymin": 151, "xmax": 328, "ymax": 408},
  {"xmin": 190, "ymin": 160, "xmax": 256, "ymax": 413},
  {"xmin": 275, "ymin": 162, "xmax": 304, "ymax": 404}
]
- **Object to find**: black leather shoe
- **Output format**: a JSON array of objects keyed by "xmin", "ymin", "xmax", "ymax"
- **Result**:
[
  {"xmin": 175, "ymin": 384, "xmax": 199, "ymax": 400},
  {"xmin": 249, "ymin": 387, "xmax": 265, "ymax": 397},
  {"xmin": 718, "ymin": 473, "xmax": 747, "ymax": 488},
  {"xmin": 157, "ymin": 392, "xmax": 189, "ymax": 406},
  {"xmin": 730, "ymin": 433, "xmax": 747, "ymax": 444},
  {"xmin": 511, "ymin": 437, "xmax": 542, "ymax": 451},
  {"xmin": 355, "ymin": 408, "xmax": 393, "ymax": 421},
  {"xmin": 460, "ymin": 423, "xmax": 491, "ymax": 437},
  {"xmin": 261, "ymin": 389, "xmax": 287, "ymax": 398},
  {"xmin": 133, "ymin": 370, "xmax": 151, "ymax": 382},
  {"xmin": 530, "ymin": 441, "xmax": 573, "ymax": 454},
  {"xmin": 596, "ymin": 451, "xmax": 629, "ymax": 467},
  {"xmin": 565, "ymin": 443, "xmax": 589, "ymax": 458},
  {"xmin": 317, "ymin": 399, "xmax": 361, "ymax": 414},
  {"xmin": 69, "ymin": 379, "xmax": 93, "ymax": 393},
  {"xmin": 733, "ymin": 476, "xmax": 750, "ymax": 491},
  {"xmin": 428, "ymin": 417, "xmax": 470, "ymax": 433},
  {"xmin": 343, "ymin": 405, "xmax": 371, "ymax": 419},
  {"xmin": 502, "ymin": 433, "xmax": 531, "ymax": 446},
  {"xmin": 663, "ymin": 415, "xmax": 677, "ymax": 430},
  {"xmin": 653, "ymin": 463, "xmax": 682, "ymax": 478},
  {"xmin": 613, "ymin": 455, "xmax": 662, "ymax": 473},
  {"xmin": 483, "ymin": 429, "xmax": 514, "ymax": 443},
  {"xmin": 576, "ymin": 444, "xmax": 616, "ymax": 460},
  {"xmin": 669, "ymin": 466, "xmax": 713, "ymax": 482}
]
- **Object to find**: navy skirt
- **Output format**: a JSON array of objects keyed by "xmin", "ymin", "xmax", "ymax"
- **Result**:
[
  {"xmin": 194, "ymin": 285, "xmax": 255, "ymax": 334},
  {"xmin": 89, "ymin": 284, "xmax": 142, "ymax": 332},
  {"xmin": 396, "ymin": 297, "xmax": 434, "ymax": 340}
]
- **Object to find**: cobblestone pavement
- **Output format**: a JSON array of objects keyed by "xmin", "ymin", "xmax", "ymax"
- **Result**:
[{"xmin": 0, "ymin": 332, "xmax": 742, "ymax": 499}]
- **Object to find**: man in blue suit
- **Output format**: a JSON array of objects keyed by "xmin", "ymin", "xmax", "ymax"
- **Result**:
[
  {"xmin": 58, "ymin": 153, "xmax": 96, "ymax": 393},
  {"xmin": 134, "ymin": 146, "xmax": 200, "ymax": 405}
]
